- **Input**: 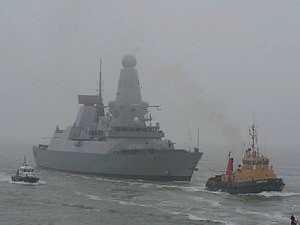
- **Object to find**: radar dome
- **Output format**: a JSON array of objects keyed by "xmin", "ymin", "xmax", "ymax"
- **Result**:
[
  {"xmin": 133, "ymin": 117, "xmax": 140, "ymax": 123},
  {"xmin": 122, "ymin": 55, "xmax": 137, "ymax": 68}
]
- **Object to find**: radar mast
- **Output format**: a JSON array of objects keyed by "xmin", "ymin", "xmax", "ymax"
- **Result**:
[{"xmin": 97, "ymin": 58, "xmax": 105, "ymax": 118}]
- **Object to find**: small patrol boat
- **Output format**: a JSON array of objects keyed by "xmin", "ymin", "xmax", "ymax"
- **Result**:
[
  {"xmin": 11, "ymin": 157, "xmax": 39, "ymax": 183},
  {"xmin": 206, "ymin": 123, "xmax": 285, "ymax": 194}
]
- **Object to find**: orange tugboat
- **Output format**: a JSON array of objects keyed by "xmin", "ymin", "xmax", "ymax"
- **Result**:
[{"xmin": 206, "ymin": 123, "xmax": 285, "ymax": 194}]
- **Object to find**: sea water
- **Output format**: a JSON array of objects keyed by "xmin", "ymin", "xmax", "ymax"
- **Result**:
[{"xmin": 0, "ymin": 145, "xmax": 299, "ymax": 225}]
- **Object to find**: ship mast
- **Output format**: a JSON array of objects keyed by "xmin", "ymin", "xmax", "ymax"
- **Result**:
[
  {"xmin": 99, "ymin": 58, "xmax": 102, "ymax": 99},
  {"xmin": 249, "ymin": 122, "xmax": 259, "ymax": 156},
  {"xmin": 197, "ymin": 128, "xmax": 200, "ymax": 150},
  {"xmin": 97, "ymin": 58, "xmax": 105, "ymax": 118}
]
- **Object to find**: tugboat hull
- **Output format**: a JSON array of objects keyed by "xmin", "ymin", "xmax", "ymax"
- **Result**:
[
  {"xmin": 206, "ymin": 177, "xmax": 285, "ymax": 194},
  {"xmin": 11, "ymin": 176, "xmax": 39, "ymax": 183}
]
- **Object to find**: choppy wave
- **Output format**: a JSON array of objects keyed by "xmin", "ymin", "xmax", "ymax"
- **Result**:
[
  {"xmin": 130, "ymin": 181, "xmax": 223, "ymax": 195},
  {"xmin": 92, "ymin": 176, "xmax": 224, "ymax": 197},
  {"xmin": 76, "ymin": 191, "xmax": 153, "ymax": 207},
  {"xmin": 182, "ymin": 186, "xmax": 224, "ymax": 195},
  {"xmin": 94, "ymin": 176, "xmax": 136, "ymax": 184},
  {"xmin": 157, "ymin": 200, "xmax": 187, "ymax": 208},
  {"xmin": 191, "ymin": 196, "xmax": 222, "ymax": 207},
  {"xmin": 69, "ymin": 174, "xmax": 91, "ymax": 179},
  {"xmin": 236, "ymin": 208, "xmax": 286, "ymax": 222},
  {"xmin": 143, "ymin": 183, "xmax": 223, "ymax": 195},
  {"xmin": 62, "ymin": 203, "xmax": 99, "ymax": 211},
  {"xmin": 93, "ymin": 176, "xmax": 208, "ymax": 192},
  {"xmin": 187, "ymin": 214, "xmax": 236, "ymax": 225},
  {"xmin": 74, "ymin": 190, "xmax": 82, "ymax": 196},
  {"xmin": 181, "ymin": 186, "xmax": 206, "ymax": 192},
  {"xmin": 86, "ymin": 194, "xmax": 105, "ymax": 201},
  {"xmin": 116, "ymin": 180, "xmax": 186, "ymax": 190},
  {"xmin": 156, "ymin": 204, "xmax": 234, "ymax": 225},
  {"xmin": 161, "ymin": 210, "xmax": 234, "ymax": 225}
]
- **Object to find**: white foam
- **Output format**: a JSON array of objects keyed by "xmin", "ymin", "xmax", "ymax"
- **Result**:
[
  {"xmin": 158, "ymin": 207, "xmax": 235, "ymax": 225},
  {"xmin": 137, "ymin": 183, "xmax": 153, "ymax": 188},
  {"xmin": 117, "ymin": 200, "xmax": 135, "ymax": 206},
  {"xmin": 128, "ymin": 182, "xmax": 181, "ymax": 190},
  {"xmin": 109, "ymin": 180, "xmax": 198, "ymax": 191},
  {"xmin": 118, "ymin": 200, "xmax": 152, "ymax": 207},
  {"xmin": 180, "ymin": 185, "xmax": 224, "ymax": 195},
  {"xmin": 192, "ymin": 196, "xmax": 222, "ymax": 207},
  {"xmin": 187, "ymin": 213, "xmax": 236, "ymax": 225},
  {"xmin": 187, "ymin": 214, "xmax": 203, "ymax": 221},
  {"xmin": 181, "ymin": 186, "xmax": 206, "ymax": 192},
  {"xmin": 94, "ymin": 177, "xmax": 133, "ymax": 184},
  {"xmin": 258, "ymin": 191, "xmax": 300, "ymax": 197},
  {"xmin": 235, "ymin": 208, "xmax": 286, "ymax": 222},
  {"xmin": 84, "ymin": 193, "xmax": 152, "ymax": 207},
  {"xmin": 86, "ymin": 194, "xmax": 104, "ymax": 201},
  {"xmin": 80, "ymin": 175, "xmax": 91, "ymax": 179},
  {"xmin": 157, "ymin": 200, "xmax": 185, "ymax": 207},
  {"xmin": 68, "ymin": 174, "xmax": 91, "ymax": 180},
  {"xmin": 74, "ymin": 191, "xmax": 82, "ymax": 196},
  {"xmin": 38, "ymin": 180, "xmax": 47, "ymax": 185},
  {"xmin": 9, "ymin": 180, "xmax": 40, "ymax": 186},
  {"xmin": 153, "ymin": 184, "xmax": 178, "ymax": 189},
  {"xmin": 291, "ymin": 204, "xmax": 300, "ymax": 210}
]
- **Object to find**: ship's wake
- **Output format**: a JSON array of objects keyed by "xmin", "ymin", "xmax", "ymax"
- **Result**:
[
  {"xmin": 240, "ymin": 191, "xmax": 300, "ymax": 198},
  {"xmin": 8, "ymin": 180, "xmax": 46, "ymax": 185},
  {"xmin": 74, "ymin": 191, "xmax": 153, "ymax": 208},
  {"xmin": 257, "ymin": 191, "xmax": 300, "ymax": 197},
  {"xmin": 93, "ymin": 176, "xmax": 222, "ymax": 195}
]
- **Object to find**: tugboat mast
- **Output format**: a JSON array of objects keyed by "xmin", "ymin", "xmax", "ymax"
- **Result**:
[{"xmin": 249, "ymin": 122, "xmax": 259, "ymax": 156}]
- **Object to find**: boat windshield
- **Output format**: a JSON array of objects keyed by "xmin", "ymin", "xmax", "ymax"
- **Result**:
[{"xmin": 20, "ymin": 168, "xmax": 34, "ymax": 172}]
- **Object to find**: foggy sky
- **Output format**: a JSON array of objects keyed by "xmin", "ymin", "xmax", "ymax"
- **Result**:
[{"xmin": 1, "ymin": 0, "xmax": 300, "ymax": 154}]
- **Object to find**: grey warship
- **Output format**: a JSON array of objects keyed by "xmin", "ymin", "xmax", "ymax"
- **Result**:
[{"xmin": 33, "ymin": 55, "xmax": 203, "ymax": 181}]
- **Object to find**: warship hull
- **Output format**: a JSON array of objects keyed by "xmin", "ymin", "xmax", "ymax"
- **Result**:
[
  {"xmin": 206, "ymin": 177, "xmax": 285, "ymax": 194},
  {"xmin": 33, "ymin": 147, "xmax": 202, "ymax": 181}
]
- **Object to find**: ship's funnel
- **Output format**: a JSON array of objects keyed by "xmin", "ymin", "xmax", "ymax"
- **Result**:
[
  {"xmin": 225, "ymin": 158, "xmax": 234, "ymax": 176},
  {"xmin": 109, "ymin": 55, "xmax": 149, "ymax": 126}
]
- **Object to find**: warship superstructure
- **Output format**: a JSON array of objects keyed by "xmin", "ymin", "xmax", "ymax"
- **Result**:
[
  {"xmin": 33, "ymin": 55, "xmax": 203, "ymax": 181},
  {"xmin": 206, "ymin": 123, "xmax": 284, "ymax": 194}
]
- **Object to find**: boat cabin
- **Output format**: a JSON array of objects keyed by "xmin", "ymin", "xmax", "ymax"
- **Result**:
[{"xmin": 17, "ymin": 165, "xmax": 36, "ymax": 177}]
